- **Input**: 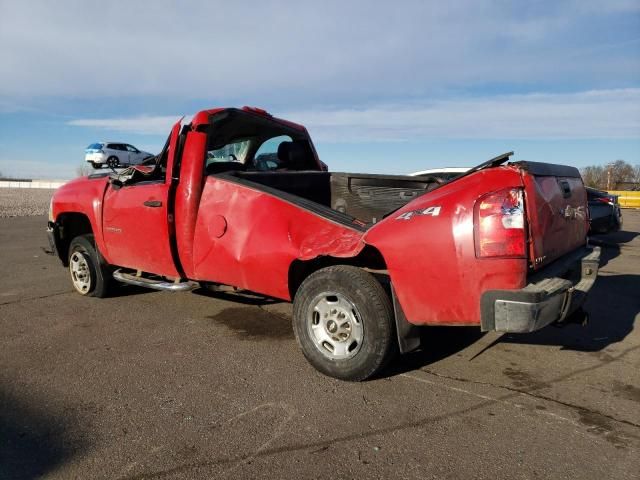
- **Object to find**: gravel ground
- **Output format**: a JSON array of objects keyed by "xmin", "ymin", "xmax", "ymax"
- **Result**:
[{"xmin": 0, "ymin": 188, "xmax": 56, "ymax": 218}]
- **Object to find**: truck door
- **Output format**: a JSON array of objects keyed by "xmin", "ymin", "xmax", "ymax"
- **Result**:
[{"xmin": 101, "ymin": 121, "xmax": 182, "ymax": 277}]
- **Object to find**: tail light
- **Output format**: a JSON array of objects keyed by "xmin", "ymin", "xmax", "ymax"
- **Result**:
[
  {"xmin": 596, "ymin": 197, "xmax": 613, "ymax": 206},
  {"xmin": 474, "ymin": 188, "xmax": 526, "ymax": 258}
]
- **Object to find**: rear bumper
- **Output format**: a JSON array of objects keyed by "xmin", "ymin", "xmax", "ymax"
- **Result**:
[{"xmin": 480, "ymin": 246, "xmax": 600, "ymax": 333}]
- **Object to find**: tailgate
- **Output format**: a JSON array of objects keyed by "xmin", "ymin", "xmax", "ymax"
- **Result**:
[{"xmin": 517, "ymin": 162, "xmax": 589, "ymax": 270}]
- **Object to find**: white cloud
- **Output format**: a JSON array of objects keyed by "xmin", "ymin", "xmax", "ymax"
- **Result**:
[
  {"xmin": 67, "ymin": 115, "xmax": 183, "ymax": 135},
  {"xmin": 0, "ymin": 1, "xmax": 637, "ymax": 103},
  {"xmin": 67, "ymin": 89, "xmax": 640, "ymax": 141},
  {"xmin": 288, "ymin": 89, "xmax": 640, "ymax": 141}
]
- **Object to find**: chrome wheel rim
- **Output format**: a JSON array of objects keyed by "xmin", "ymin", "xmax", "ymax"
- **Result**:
[
  {"xmin": 307, "ymin": 292, "xmax": 363, "ymax": 359},
  {"xmin": 69, "ymin": 251, "xmax": 92, "ymax": 294}
]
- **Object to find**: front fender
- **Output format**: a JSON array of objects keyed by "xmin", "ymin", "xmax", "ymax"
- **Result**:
[{"xmin": 51, "ymin": 176, "xmax": 110, "ymax": 262}]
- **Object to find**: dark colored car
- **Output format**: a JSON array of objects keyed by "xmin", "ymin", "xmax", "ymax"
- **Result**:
[{"xmin": 587, "ymin": 187, "xmax": 622, "ymax": 233}]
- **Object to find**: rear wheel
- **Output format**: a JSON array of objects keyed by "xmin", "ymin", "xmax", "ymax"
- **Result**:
[
  {"xmin": 293, "ymin": 265, "xmax": 396, "ymax": 381},
  {"xmin": 68, "ymin": 235, "xmax": 112, "ymax": 298},
  {"xmin": 106, "ymin": 156, "xmax": 119, "ymax": 169}
]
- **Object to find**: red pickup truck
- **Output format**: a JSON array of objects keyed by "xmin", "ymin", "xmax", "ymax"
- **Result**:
[{"xmin": 47, "ymin": 107, "xmax": 600, "ymax": 381}]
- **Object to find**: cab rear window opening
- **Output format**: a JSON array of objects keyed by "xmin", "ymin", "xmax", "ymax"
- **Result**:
[
  {"xmin": 200, "ymin": 112, "xmax": 444, "ymax": 227},
  {"xmin": 203, "ymin": 110, "xmax": 317, "ymax": 173}
]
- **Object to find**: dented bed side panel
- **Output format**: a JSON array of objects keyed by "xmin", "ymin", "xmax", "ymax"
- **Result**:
[{"xmin": 192, "ymin": 177, "xmax": 365, "ymax": 301}]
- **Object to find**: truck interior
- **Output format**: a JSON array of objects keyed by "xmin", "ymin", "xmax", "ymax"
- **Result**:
[
  {"xmin": 202, "ymin": 109, "xmax": 443, "ymax": 225},
  {"xmin": 201, "ymin": 108, "xmax": 320, "ymax": 174}
]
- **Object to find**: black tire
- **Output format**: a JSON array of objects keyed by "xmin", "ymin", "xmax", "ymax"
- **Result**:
[
  {"xmin": 611, "ymin": 212, "xmax": 622, "ymax": 232},
  {"xmin": 89, "ymin": 162, "xmax": 100, "ymax": 169},
  {"xmin": 106, "ymin": 156, "xmax": 119, "ymax": 169},
  {"xmin": 68, "ymin": 234, "xmax": 112, "ymax": 298},
  {"xmin": 292, "ymin": 265, "xmax": 396, "ymax": 381}
]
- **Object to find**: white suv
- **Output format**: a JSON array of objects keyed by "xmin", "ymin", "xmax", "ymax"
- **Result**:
[
  {"xmin": 410, "ymin": 167, "xmax": 470, "ymax": 180},
  {"xmin": 85, "ymin": 142, "xmax": 154, "ymax": 169}
]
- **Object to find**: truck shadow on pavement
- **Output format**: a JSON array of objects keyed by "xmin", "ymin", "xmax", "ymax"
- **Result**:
[
  {"xmin": 0, "ymin": 388, "xmax": 90, "ymax": 480},
  {"xmin": 503, "ymin": 228, "xmax": 639, "ymax": 352},
  {"xmin": 385, "ymin": 275, "xmax": 638, "ymax": 378},
  {"xmin": 591, "ymin": 229, "xmax": 639, "ymax": 246},
  {"xmin": 383, "ymin": 327, "xmax": 486, "ymax": 377},
  {"xmin": 192, "ymin": 287, "xmax": 282, "ymax": 306},
  {"xmin": 206, "ymin": 307, "xmax": 295, "ymax": 341},
  {"xmin": 590, "ymin": 229, "xmax": 639, "ymax": 269},
  {"xmin": 195, "ymin": 288, "xmax": 293, "ymax": 340},
  {"xmin": 385, "ymin": 239, "xmax": 639, "ymax": 377},
  {"xmin": 112, "ymin": 284, "xmax": 161, "ymax": 297},
  {"xmin": 500, "ymin": 272, "xmax": 639, "ymax": 352}
]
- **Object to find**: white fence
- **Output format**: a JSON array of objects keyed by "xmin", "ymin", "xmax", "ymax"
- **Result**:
[{"xmin": 0, "ymin": 180, "xmax": 66, "ymax": 189}]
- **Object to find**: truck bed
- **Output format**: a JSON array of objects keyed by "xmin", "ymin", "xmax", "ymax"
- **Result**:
[{"xmin": 217, "ymin": 171, "xmax": 441, "ymax": 225}]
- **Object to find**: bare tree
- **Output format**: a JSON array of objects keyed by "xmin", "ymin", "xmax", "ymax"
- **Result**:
[
  {"xmin": 581, "ymin": 165, "xmax": 606, "ymax": 189},
  {"xmin": 582, "ymin": 160, "xmax": 637, "ymax": 190},
  {"xmin": 632, "ymin": 165, "xmax": 640, "ymax": 184},
  {"xmin": 609, "ymin": 159, "xmax": 634, "ymax": 188}
]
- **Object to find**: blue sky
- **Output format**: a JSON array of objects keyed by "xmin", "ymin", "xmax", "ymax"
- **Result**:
[{"xmin": 0, "ymin": 0, "xmax": 638, "ymax": 179}]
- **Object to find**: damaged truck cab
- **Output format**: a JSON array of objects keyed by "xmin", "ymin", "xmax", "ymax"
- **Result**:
[{"xmin": 47, "ymin": 107, "xmax": 600, "ymax": 381}]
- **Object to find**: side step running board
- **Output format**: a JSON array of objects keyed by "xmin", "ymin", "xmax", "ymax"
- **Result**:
[{"xmin": 113, "ymin": 269, "xmax": 198, "ymax": 292}]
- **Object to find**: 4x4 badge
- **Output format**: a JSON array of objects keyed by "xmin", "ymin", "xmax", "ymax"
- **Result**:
[{"xmin": 396, "ymin": 206, "xmax": 441, "ymax": 221}]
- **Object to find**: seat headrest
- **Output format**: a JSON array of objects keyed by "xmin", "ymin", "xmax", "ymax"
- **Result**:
[
  {"xmin": 277, "ymin": 141, "xmax": 292, "ymax": 163},
  {"xmin": 287, "ymin": 141, "xmax": 314, "ymax": 170}
]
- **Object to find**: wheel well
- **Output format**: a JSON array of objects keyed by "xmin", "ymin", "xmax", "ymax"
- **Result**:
[
  {"xmin": 55, "ymin": 213, "xmax": 93, "ymax": 265},
  {"xmin": 288, "ymin": 245, "xmax": 387, "ymax": 300}
]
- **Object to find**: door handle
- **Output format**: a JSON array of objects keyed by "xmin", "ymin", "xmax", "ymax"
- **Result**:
[{"xmin": 143, "ymin": 200, "xmax": 162, "ymax": 207}]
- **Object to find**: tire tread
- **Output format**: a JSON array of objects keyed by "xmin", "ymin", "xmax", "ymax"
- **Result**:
[{"xmin": 293, "ymin": 265, "xmax": 396, "ymax": 381}]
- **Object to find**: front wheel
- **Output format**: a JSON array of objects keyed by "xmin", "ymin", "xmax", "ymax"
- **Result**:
[
  {"xmin": 68, "ymin": 235, "xmax": 112, "ymax": 297},
  {"xmin": 293, "ymin": 265, "xmax": 396, "ymax": 381}
]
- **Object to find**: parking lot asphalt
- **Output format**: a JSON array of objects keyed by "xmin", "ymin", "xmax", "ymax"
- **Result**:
[{"xmin": 1, "ymin": 213, "xmax": 639, "ymax": 480}]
